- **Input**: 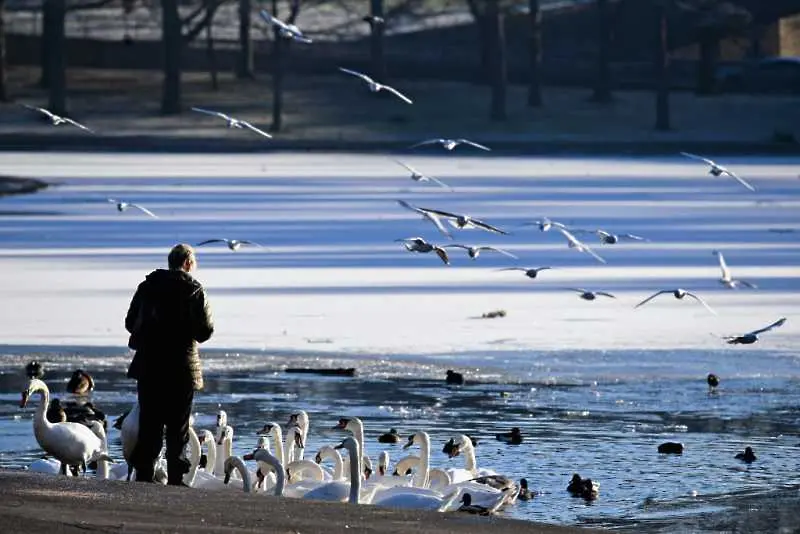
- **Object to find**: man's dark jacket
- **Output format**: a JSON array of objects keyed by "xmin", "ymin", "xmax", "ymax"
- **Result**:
[{"xmin": 125, "ymin": 268, "xmax": 214, "ymax": 391}]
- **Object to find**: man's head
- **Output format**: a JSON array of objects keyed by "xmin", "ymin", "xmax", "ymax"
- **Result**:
[{"xmin": 168, "ymin": 243, "xmax": 196, "ymax": 272}]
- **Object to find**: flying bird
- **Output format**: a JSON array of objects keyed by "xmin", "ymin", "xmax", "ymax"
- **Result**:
[
  {"xmin": 713, "ymin": 250, "xmax": 756, "ymax": 289},
  {"xmin": 259, "ymin": 10, "xmax": 312, "ymax": 43},
  {"xmin": 409, "ymin": 138, "xmax": 491, "ymax": 152},
  {"xmin": 22, "ymin": 104, "xmax": 94, "ymax": 133},
  {"xmin": 496, "ymin": 267, "xmax": 552, "ymax": 279},
  {"xmin": 443, "ymin": 244, "xmax": 517, "ymax": 260},
  {"xmin": 568, "ymin": 288, "xmax": 616, "ymax": 301},
  {"xmin": 396, "ymin": 199, "xmax": 452, "ymax": 239},
  {"xmin": 723, "ymin": 317, "xmax": 786, "ymax": 345},
  {"xmin": 107, "ymin": 198, "xmax": 158, "ymax": 218},
  {"xmin": 554, "ymin": 227, "xmax": 606, "ymax": 264},
  {"xmin": 522, "ymin": 217, "xmax": 568, "ymax": 232},
  {"xmin": 362, "ymin": 15, "xmax": 385, "ymax": 26},
  {"xmin": 680, "ymin": 152, "xmax": 755, "ymax": 192},
  {"xmin": 191, "ymin": 107, "xmax": 273, "ymax": 138},
  {"xmin": 411, "ymin": 207, "xmax": 508, "ymax": 235},
  {"xmin": 395, "ymin": 237, "xmax": 450, "ymax": 265},
  {"xmin": 575, "ymin": 229, "xmax": 648, "ymax": 244},
  {"xmin": 394, "ymin": 161, "xmax": 451, "ymax": 189},
  {"xmin": 635, "ymin": 288, "xmax": 716, "ymax": 315},
  {"xmin": 196, "ymin": 239, "xmax": 262, "ymax": 251},
  {"xmin": 338, "ymin": 68, "xmax": 413, "ymax": 104}
]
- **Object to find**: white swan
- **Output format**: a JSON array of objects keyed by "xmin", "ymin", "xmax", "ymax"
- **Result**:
[
  {"xmin": 333, "ymin": 416, "xmax": 374, "ymax": 479},
  {"xmin": 27, "ymin": 457, "xmax": 64, "ymax": 475},
  {"xmin": 113, "ymin": 402, "xmax": 139, "ymax": 481},
  {"xmin": 314, "ymin": 445, "xmax": 344, "ymax": 480},
  {"xmin": 443, "ymin": 435, "xmax": 519, "ymax": 506},
  {"xmin": 257, "ymin": 422, "xmax": 286, "ymax": 467},
  {"xmin": 249, "ymin": 448, "xmax": 285, "ymax": 496},
  {"xmin": 302, "ymin": 437, "xmax": 362, "ymax": 503},
  {"xmin": 286, "ymin": 411, "xmax": 309, "ymax": 462},
  {"xmin": 213, "ymin": 425, "xmax": 234, "ymax": 477},
  {"xmin": 21, "ymin": 378, "xmax": 108, "ymax": 475},
  {"xmin": 221, "ymin": 456, "xmax": 253, "ymax": 492}
]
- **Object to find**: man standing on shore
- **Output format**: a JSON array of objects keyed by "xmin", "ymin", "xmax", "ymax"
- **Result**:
[{"xmin": 125, "ymin": 244, "xmax": 214, "ymax": 485}]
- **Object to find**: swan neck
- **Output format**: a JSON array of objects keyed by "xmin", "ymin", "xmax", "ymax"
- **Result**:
[
  {"xmin": 463, "ymin": 443, "xmax": 477, "ymax": 474},
  {"xmin": 32, "ymin": 382, "xmax": 52, "ymax": 431},
  {"xmin": 413, "ymin": 433, "xmax": 430, "ymax": 488},
  {"xmin": 204, "ymin": 433, "xmax": 217, "ymax": 472},
  {"xmin": 347, "ymin": 441, "xmax": 361, "ymax": 504},
  {"xmin": 272, "ymin": 427, "xmax": 284, "ymax": 467},
  {"xmin": 332, "ymin": 450, "xmax": 344, "ymax": 480},
  {"xmin": 185, "ymin": 427, "xmax": 201, "ymax": 486}
]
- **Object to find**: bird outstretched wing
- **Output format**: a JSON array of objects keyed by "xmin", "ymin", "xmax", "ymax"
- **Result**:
[
  {"xmin": 469, "ymin": 218, "xmax": 509, "ymax": 235},
  {"xmin": 22, "ymin": 104, "xmax": 57, "ymax": 120},
  {"xmin": 635, "ymin": 290, "xmax": 669, "ymax": 309},
  {"xmin": 458, "ymin": 139, "xmax": 491, "ymax": 151},
  {"xmin": 722, "ymin": 169, "xmax": 756, "ymax": 192},
  {"xmin": 129, "ymin": 204, "xmax": 158, "ymax": 218},
  {"xmin": 680, "ymin": 152, "xmax": 715, "ymax": 166},
  {"xmin": 620, "ymin": 233, "xmax": 647, "ymax": 241},
  {"xmin": 434, "ymin": 247, "xmax": 450, "ymax": 265},
  {"xmin": 713, "ymin": 250, "xmax": 731, "ymax": 280},
  {"xmin": 685, "ymin": 291, "xmax": 717, "ymax": 315},
  {"xmin": 479, "ymin": 246, "xmax": 518, "ymax": 259},
  {"xmin": 191, "ymin": 107, "xmax": 230, "ymax": 120},
  {"xmin": 240, "ymin": 121, "xmax": 273, "ymax": 139},
  {"xmin": 497, "ymin": 267, "xmax": 527, "ymax": 272},
  {"xmin": 409, "ymin": 139, "xmax": 445, "ymax": 149},
  {"xmin": 596, "ymin": 291, "xmax": 617, "ymax": 299},
  {"xmin": 557, "ymin": 227, "xmax": 606, "ymax": 264},
  {"xmin": 338, "ymin": 67, "xmax": 374, "ymax": 84},
  {"xmin": 197, "ymin": 239, "xmax": 227, "ymax": 246},
  {"xmin": 568, "ymin": 288, "xmax": 589, "ymax": 294},
  {"xmin": 747, "ymin": 317, "xmax": 786, "ymax": 336},
  {"xmin": 64, "ymin": 117, "xmax": 94, "ymax": 133},
  {"xmin": 382, "ymin": 85, "xmax": 413, "ymax": 104}
]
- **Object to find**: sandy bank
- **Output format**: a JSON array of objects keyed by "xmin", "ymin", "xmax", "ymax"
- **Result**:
[{"xmin": 0, "ymin": 471, "xmax": 599, "ymax": 534}]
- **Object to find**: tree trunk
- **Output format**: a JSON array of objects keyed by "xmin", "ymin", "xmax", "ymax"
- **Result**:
[
  {"xmin": 46, "ymin": 0, "xmax": 66, "ymax": 115},
  {"xmin": 206, "ymin": 8, "xmax": 218, "ymax": 90},
  {"xmin": 591, "ymin": 0, "xmax": 612, "ymax": 103},
  {"xmin": 235, "ymin": 0, "xmax": 253, "ymax": 79},
  {"xmin": 696, "ymin": 34, "xmax": 719, "ymax": 95},
  {"xmin": 0, "ymin": 0, "xmax": 9, "ymax": 102},
  {"xmin": 527, "ymin": 0, "xmax": 542, "ymax": 107},
  {"xmin": 369, "ymin": 0, "xmax": 385, "ymax": 80},
  {"xmin": 270, "ymin": 0, "xmax": 283, "ymax": 132},
  {"xmin": 486, "ymin": 0, "xmax": 506, "ymax": 121},
  {"xmin": 654, "ymin": 2, "xmax": 669, "ymax": 131},
  {"xmin": 160, "ymin": 0, "xmax": 182, "ymax": 114},
  {"xmin": 39, "ymin": 0, "xmax": 53, "ymax": 88}
]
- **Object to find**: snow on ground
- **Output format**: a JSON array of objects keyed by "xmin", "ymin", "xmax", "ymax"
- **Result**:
[{"xmin": 0, "ymin": 152, "xmax": 798, "ymax": 357}]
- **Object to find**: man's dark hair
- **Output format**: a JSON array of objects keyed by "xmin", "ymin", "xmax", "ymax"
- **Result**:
[{"xmin": 168, "ymin": 244, "xmax": 195, "ymax": 270}]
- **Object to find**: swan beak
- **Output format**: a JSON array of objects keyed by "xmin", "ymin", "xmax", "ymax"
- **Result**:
[
  {"xmin": 294, "ymin": 433, "xmax": 305, "ymax": 449},
  {"xmin": 314, "ymin": 453, "xmax": 322, "ymax": 464},
  {"xmin": 223, "ymin": 471, "xmax": 232, "ymax": 485},
  {"xmin": 332, "ymin": 418, "xmax": 348, "ymax": 430},
  {"xmin": 198, "ymin": 434, "xmax": 206, "ymax": 444},
  {"xmin": 19, "ymin": 390, "xmax": 29, "ymax": 408},
  {"xmin": 364, "ymin": 466, "xmax": 373, "ymax": 479},
  {"xmin": 379, "ymin": 466, "xmax": 386, "ymax": 476}
]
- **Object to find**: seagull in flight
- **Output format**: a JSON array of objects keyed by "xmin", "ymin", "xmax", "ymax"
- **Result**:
[
  {"xmin": 496, "ymin": 266, "xmax": 552, "ymax": 279},
  {"xmin": 409, "ymin": 138, "xmax": 491, "ymax": 152},
  {"xmin": 635, "ymin": 288, "xmax": 716, "ymax": 315},
  {"xmin": 680, "ymin": 152, "xmax": 755, "ymax": 192},
  {"xmin": 723, "ymin": 317, "xmax": 786, "ymax": 345},
  {"xmin": 713, "ymin": 250, "xmax": 756, "ymax": 289},
  {"xmin": 443, "ymin": 244, "xmax": 517, "ymax": 260},
  {"xmin": 575, "ymin": 229, "xmax": 648, "ymax": 245},
  {"xmin": 394, "ymin": 161, "xmax": 451, "ymax": 189},
  {"xmin": 522, "ymin": 217, "xmax": 568, "ymax": 232},
  {"xmin": 191, "ymin": 107, "xmax": 273, "ymax": 138},
  {"xmin": 555, "ymin": 227, "xmax": 606, "ymax": 264},
  {"xmin": 196, "ymin": 239, "xmax": 262, "ymax": 251},
  {"xmin": 410, "ymin": 207, "xmax": 508, "ymax": 235},
  {"xmin": 395, "ymin": 237, "xmax": 450, "ymax": 265},
  {"xmin": 338, "ymin": 68, "xmax": 413, "ymax": 104},
  {"xmin": 396, "ymin": 199, "xmax": 452, "ymax": 239},
  {"xmin": 568, "ymin": 288, "xmax": 616, "ymax": 301},
  {"xmin": 107, "ymin": 198, "xmax": 158, "ymax": 218},
  {"xmin": 22, "ymin": 104, "xmax": 94, "ymax": 133},
  {"xmin": 259, "ymin": 10, "xmax": 312, "ymax": 43}
]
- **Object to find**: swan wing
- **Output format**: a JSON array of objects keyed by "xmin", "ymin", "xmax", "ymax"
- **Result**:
[
  {"xmin": 23, "ymin": 104, "xmax": 56, "ymax": 119},
  {"xmin": 196, "ymin": 239, "xmax": 227, "ymax": 246},
  {"xmin": 635, "ymin": 290, "xmax": 669, "ymax": 309},
  {"xmin": 302, "ymin": 480, "xmax": 351, "ymax": 502},
  {"xmin": 434, "ymin": 247, "xmax": 450, "ymax": 265},
  {"xmin": 748, "ymin": 317, "xmax": 786, "ymax": 336},
  {"xmin": 373, "ymin": 491, "xmax": 445, "ymax": 510},
  {"xmin": 596, "ymin": 291, "xmax": 617, "ymax": 299}
]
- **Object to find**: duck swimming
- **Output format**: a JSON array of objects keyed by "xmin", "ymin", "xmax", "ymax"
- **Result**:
[
  {"xmin": 707, "ymin": 373, "xmax": 720, "ymax": 392},
  {"xmin": 517, "ymin": 478, "xmax": 535, "ymax": 501},
  {"xmin": 567, "ymin": 473, "xmax": 599, "ymax": 501},
  {"xmin": 67, "ymin": 369, "xmax": 94, "ymax": 395},
  {"xmin": 446, "ymin": 370, "xmax": 464, "ymax": 386},
  {"xmin": 378, "ymin": 428, "xmax": 402, "ymax": 444},
  {"xmin": 735, "ymin": 446, "xmax": 756, "ymax": 464},
  {"xmin": 657, "ymin": 442, "xmax": 684, "ymax": 454},
  {"xmin": 495, "ymin": 427, "xmax": 523, "ymax": 445}
]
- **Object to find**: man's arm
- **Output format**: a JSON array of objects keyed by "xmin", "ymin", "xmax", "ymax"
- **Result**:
[
  {"xmin": 125, "ymin": 286, "xmax": 143, "ymax": 334},
  {"xmin": 192, "ymin": 288, "xmax": 215, "ymax": 343}
]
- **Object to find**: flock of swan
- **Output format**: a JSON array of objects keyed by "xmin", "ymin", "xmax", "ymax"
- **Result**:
[{"xmin": 20, "ymin": 375, "xmax": 532, "ymax": 515}]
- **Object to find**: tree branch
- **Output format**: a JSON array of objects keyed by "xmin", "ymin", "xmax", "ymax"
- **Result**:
[
  {"xmin": 65, "ymin": 0, "xmax": 115, "ymax": 13},
  {"xmin": 183, "ymin": 0, "xmax": 226, "ymax": 44},
  {"xmin": 181, "ymin": 3, "xmax": 206, "ymax": 26},
  {"xmin": 287, "ymin": 0, "xmax": 301, "ymax": 24}
]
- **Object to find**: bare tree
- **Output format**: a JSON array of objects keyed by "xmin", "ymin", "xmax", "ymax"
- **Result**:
[
  {"xmin": 45, "ymin": 0, "xmax": 66, "ymax": 115},
  {"xmin": 486, "ymin": 0, "xmax": 506, "ymax": 120},
  {"xmin": 205, "ymin": 0, "xmax": 218, "ymax": 89},
  {"xmin": 654, "ymin": 0, "xmax": 670, "ymax": 130},
  {"xmin": 268, "ymin": 0, "xmax": 301, "ymax": 132},
  {"xmin": 236, "ymin": 0, "xmax": 253, "ymax": 79},
  {"xmin": 0, "ymin": 0, "xmax": 8, "ymax": 101},
  {"xmin": 160, "ymin": 0, "xmax": 228, "ymax": 114},
  {"xmin": 368, "ymin": 0, "xmax": 386, "ymax": 81},
  {"xmin": 527, "ymin": 0, "xmax": 542, "ymax": 107},
  {"xmin": 590, "ymin": 0, "xmax": 613, "ymax": 103}
]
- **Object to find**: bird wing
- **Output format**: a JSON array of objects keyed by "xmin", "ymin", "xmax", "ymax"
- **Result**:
[
  {"xmin": 238, "ymin": 240, "xmax": 262, "ymax": 247},
  {"xmin": 191, "ymin": 107, "xmax": 228, "ymax": 120},
  {"xmin": 579, "ymin": 240, "xmax": 607, "ymax": 264},
  {"xmin": 409, "ymin": 139, "xmax": 444, "ymax": 149},
  {"xmin": 396, "ymin": 199, "xmax": 424, "ymax": 214},
  {"xmin": 196, "ymin": 239, "xmax": 227, "ymax": 246},
  {"xmin": 292, "ymin": 32, "xmax": 313, "ymax": 44},
  {"xmin": 240, "ymin": 121, "xmax": 274, "ymax": 139},
  {"xmin": 738, "ymin": 280, "xmax": 758, "ymax": 289},
  {"xmin": 259, "ymin": 9, "xmax": 288, "ymax": 30},
  {"xmin": 382, "ymin": 85, "xmax": 414, "ymax": 104},
  {"xmin": 22, "ymin": 104, "xmax": 56, "ymax": 119},
  {"xmin": 394, "ymin": 160, "xmax": 418, "ymax": 175},
  {"xmin": 620, "ymin": 233, "xmax": 647, "ymax": 241},
  {"xmin": 427, "ymin": 175, "xmax": 452, "ymax": 189},
  {"xmin": 63, "ymin": 117, "xmax": 94, "ymax": 133},
  {"xmin": 680, "ymin": 152, "xmax": 715, "ymax": 165},
  {"xmin": 567, "ymin": 288, "xmax": 589, "ymax": 294},
  {"xmin": 469, "ymin": 218, "xmax": 509, "ymax": 235},
  {"xmin": 434, "ymin": 247, "xmax": 450, "ymax": 265},
  {"xmin": 596, "ymin": 291, "xmax": 617, "ymax": 299},
  {"xmin": 442, "ymin": 244, "xmax": 469, "ymax": 250},
  {"xmin": 338, "ymin": 67, "xmax": 374, "ymax": 84},
  {"xmin": 418, "ymin": 207, "xmax": 461, "ymax": 220},
  {"xmin": 722, "ymin": 169, "xmax": 756, "ymax": 192},
  {"xmin": 107, "ymin": 198, "xmax": 119, "ymax": 204},
  {"xmin": 130, "ymin": 204, "xmax": 158, "ymax": 218},
  {"xmin": 480, "ymin": 247, "xmax": 518, "ymax": 259},
  {"xmin": 424, "ymin": 212, "xmax": 453, "ymax": 239},
  {"xmin": 685, "ymin": 291, "xmax": 717, "ymax": 315},
  {"xmin": 497, "ymin": 267, "xmax": 526, "ymax": 272},
  {"xmin": 714, "ymin": 251, "xmax": 731, "ymax": 280},
  {"xmin": 747, "ymin": 317, "xmax": 787, "ymax": 336},
  {"xmin": 635, "ymin": 290, "xmax": 669, "ymax": 309},
  {"xmin": 458, "ymin": 139, "xmax": 491, "ymax": 151}
]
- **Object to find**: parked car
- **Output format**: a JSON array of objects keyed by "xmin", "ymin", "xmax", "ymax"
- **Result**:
[{"xmin": 716, "ymin": 57, "xmax": 800, "ymax": 94}]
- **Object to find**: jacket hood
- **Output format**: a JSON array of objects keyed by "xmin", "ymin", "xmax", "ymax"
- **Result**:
[{"xmin": 144, "ymin": 268, "xmax": 202, "ymax": 297}]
